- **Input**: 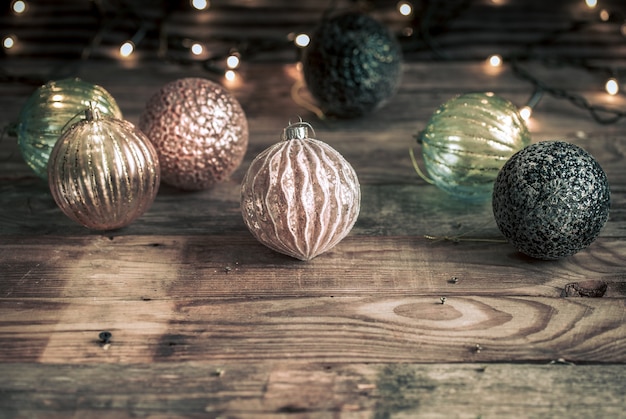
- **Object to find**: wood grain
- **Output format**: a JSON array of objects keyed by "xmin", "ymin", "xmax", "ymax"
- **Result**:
[
  {"xmin": 1, "ymin": 1, "xmax": 625, "ymax": 416},
  {"xmin": 1, "ymin": 234, "xmax": 624, "ymax": 363},
  {"xmin": 3, "ymin": 294, "xmax": 624, "ymax": 364},
  {"xmin": 2, "ymin": 362, "xmax": 625, "ymax": 418},
  {"xmin": 1, "ymin": 235, "xmax": 625, "ymax": 298}
]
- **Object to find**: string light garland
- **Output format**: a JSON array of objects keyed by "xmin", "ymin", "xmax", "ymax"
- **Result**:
[
  {"xmin": 488, "ymin": 54, "xmax": 503, "ymax": 68},
  {"xmin": 11, "ymin": 0, "xmax": 26, "ymax": 15},
  {"xmin": 605, "ymin": 77, "xmax": 619, "ymax": 95},
  {"xmin": 3, "ymin": 35, "xmax": 16, "ymax": 50},
  {"xmin": 190, "ymin": 0, "xmax": 209, "ymax": 11},
  {"xmin": 511, "ymin": 59, "xmax": 626, "ymax": 125},
  {"xmin": 397, "ymin": 1, "xmax": 413, "ymax": 17},
  {"xmin": 1, "ymin": 0, "xmax": 624, "ymax": 124}
]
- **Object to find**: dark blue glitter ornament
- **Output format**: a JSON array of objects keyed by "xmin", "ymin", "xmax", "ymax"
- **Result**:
[
  {"xmin": 302, "ymin": 12, "xmax": 403, "ymax": 118},
  {"xmin": 492, "ymin": 141, "xmax": 610, "ymax": 260}
]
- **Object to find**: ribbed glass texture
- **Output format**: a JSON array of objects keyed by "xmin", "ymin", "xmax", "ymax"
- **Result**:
[
  {"xmin": 17, "ymin": 78, "xmax": 122, "ymax": 179},
  {"xmin": 241, "ymin": 124, "xmax": 360, "ymax": 261},
  {"xmin": 48, "ymin": 110, "xmax": 160, "ymax": 230},
  {"xmin": 420, "ymin": 92, "xmax": 531, "ymax": 202}
]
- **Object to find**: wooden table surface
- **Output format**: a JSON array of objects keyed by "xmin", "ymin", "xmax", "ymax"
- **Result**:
[{"xmin": 1, "ymin": 1, "xmax": 625, "ymax": 418}]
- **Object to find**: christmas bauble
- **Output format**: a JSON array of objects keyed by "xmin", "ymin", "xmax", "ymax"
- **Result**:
[
  {"xmin": 48, "ymin": 106, "xmax": 160, "ymax": 230},
  {"xmin": 492, "ymin": 141, "xmax": 610, "ymax": 260},
  {"xmin": 17, "ymin": 78, "xmax": 122, "ymax": 179},
  {"xmin": 241, "ymin": 121, "xmax": 361, "ymax": 260},
  {"xmin": 138, "ymin": 77, "xmax": 248, "ymax": 190},
  {"xmin": 420, "ymin": 92, "xmax": 531, "ymax": 201},
  {"xmin": 302, "ymin": 12, "xmax": 402, "ymax": 118}
]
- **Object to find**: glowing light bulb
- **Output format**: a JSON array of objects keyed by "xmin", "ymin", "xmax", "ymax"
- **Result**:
[
  {"xmin": 585, "ymin": 0, "xmax": 597, "ymax": 8},
  {"xmin": 605, "ymin": 78, "xmax": 619, "ymax": 95},
  {"xmin": 191, "ymin": 43, "xmax": 203, "ymax": 55},
  {"xmin": 226, "ymin": 54, "xmax": 240, "ymax": 69},
  {"xmin": 519, "ymin": 106, "xmax": 532, "ymax": 121},
  {"xmin": 191, "ymin": 0, "xmax": 209, "ymax": 10},
  {"xmin": 51, "ymin": 94, "xmax": 65, "ymax": 109},
  {"xmin": 488, "ymin": 54, "xmax": 502, "ymax": 67},
  {"xmin": 599, "ymin": 9, "xmax": 609, "ymax": 21},
  {"xmin": 12, "ymin": 0, "xmax": 26, "ymax": 14},
  {"xmin": 294, "ymin": 33, "xmax": 310, "ymax": 48},
  {"xmin": 225, "ymin": 70, "xmax": 236, "ymax": 81},
  {"xmin": 3, "ymin": 35, "xmax": 16, "ymax": 49},
  {"xmin": 621, "ymin": 22, "xmax": 626, "ymax": 36},
  {"xmin": 397, "ymin": 1, "xmax": 413, "ymax": 16},
  {"xmin": 119, "ymin": 41, "xmax": 135, "ymax": 58}
]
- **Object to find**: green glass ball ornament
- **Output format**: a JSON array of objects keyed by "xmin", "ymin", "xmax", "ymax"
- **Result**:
[
  {"xmin": 492, "ymin": 141, "xmax": 610, "ymax": 260},
  {"xmin": 302, "ymin": 12, "xmax": 403, "ymax": 118},
  {"xmin": 17, "ymin": 78, "xmax": 122, "ymax": 179},
  {"xmin": 48, "ymin": 106, "xmax": 160, "ymax": 231},
  {"xmin": 419, "ymin": 92, "xmax": 531, "ymax": 201}
]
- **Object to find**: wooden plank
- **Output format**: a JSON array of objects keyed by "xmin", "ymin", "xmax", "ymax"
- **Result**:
[
  {"xmin": 0, "ymin": 1, "xmax": 625, "ymax": 417},
  {"xmin": 1, "ymin": 176, "xmax": 623, "ymax": 237},
  {"xmin": 1, "ymin": 63, "xmax": 625, "ymax": 238},
  {"xmin": 2, "ymin": 136, "xmax": 624, "ymax": 237},
  {"xmin": 1, "ymin": 235, "xmax": 625, "ymax": 299},
  {"xmin": 3, "ymin": 0, "xmax": 625, "ymax": 61},
  {"xmin": 1, "ymin": 234, "xmax": 624, "ymax": 364},
  {"xmin": 1, "ymin": 362, "xmax": 625, "ymax": 418},
  {"xmin": 2, "ymin": 60, "xmax": 625, "ymax": 136},
  {"xmin": 2, "ymin": 59, "xmax": 625, "ymax": 125},
  {"xmin": 2, "ymin": 294, "xmax": 624, "ymax": 364}
]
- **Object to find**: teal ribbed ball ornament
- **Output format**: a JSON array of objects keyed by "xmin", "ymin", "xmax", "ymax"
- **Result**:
[
  {"xmin": 17, "ymin": 78, "xmax": 122, "ymax": 179},
  {"xmin": 418, "ymin": 92, "xmax": 531, "ymax": 202}
]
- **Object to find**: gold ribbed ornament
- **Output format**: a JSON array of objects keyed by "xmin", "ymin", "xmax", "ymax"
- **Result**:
[
  {"xmin": 241, "ymin": 121, "xmax": 361, "ymax": 261},
  {"xmin": 48, "ymin": 105, "xmax": 161, "ymax": 230}
]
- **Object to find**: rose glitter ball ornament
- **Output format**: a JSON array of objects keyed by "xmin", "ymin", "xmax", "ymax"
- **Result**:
[
  {"xmin": 492, "ymin": 141, "xmax": 610, "ymax": 260},
  {"xmin": 139, "ymin": 78, "xmax": 248, "ymax": 190},
  {"xmin": 241, "ymin": 120, "xmax": 361, "ymax": 261},
  {"xmin": 302, "ymin": 12, "xmax": 403, "ymax": 118}
]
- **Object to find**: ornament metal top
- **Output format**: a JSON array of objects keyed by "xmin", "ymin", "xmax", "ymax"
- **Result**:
[
  {"xmin": 302, "ymin": 12, "xmax": 403, "ymax": 118},
  {"xmin": 241, "ymin": 120, "xmax": 361, "ymax": 260},
  {"xmin": 17, "ymin": 78, "xmax": 122, "ymax": 179},
  {"xmin": 419, "ymin": 92, "xmax": 531, "ymax": 202}
]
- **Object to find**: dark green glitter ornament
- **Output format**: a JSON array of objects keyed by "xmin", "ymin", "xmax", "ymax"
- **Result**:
[
  {"xmin": 492, "ymin": 141, "xmax": 610, "ymax": 260},
  {"xmin": 302, "ymin": 12, "xmax": 403, "ymax": 119}
]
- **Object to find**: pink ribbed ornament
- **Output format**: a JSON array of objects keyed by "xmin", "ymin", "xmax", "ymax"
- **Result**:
[
  {"xmin": 48, "ymin": 106, "xmax": 160, "ymax": 230},
  {"xmin": 139, "ymin": 77, "xmax": 248, "ymax": 190},
  {"xmin": 241, "ymin": 121, "xmax": 361, "ymax": 260}
]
